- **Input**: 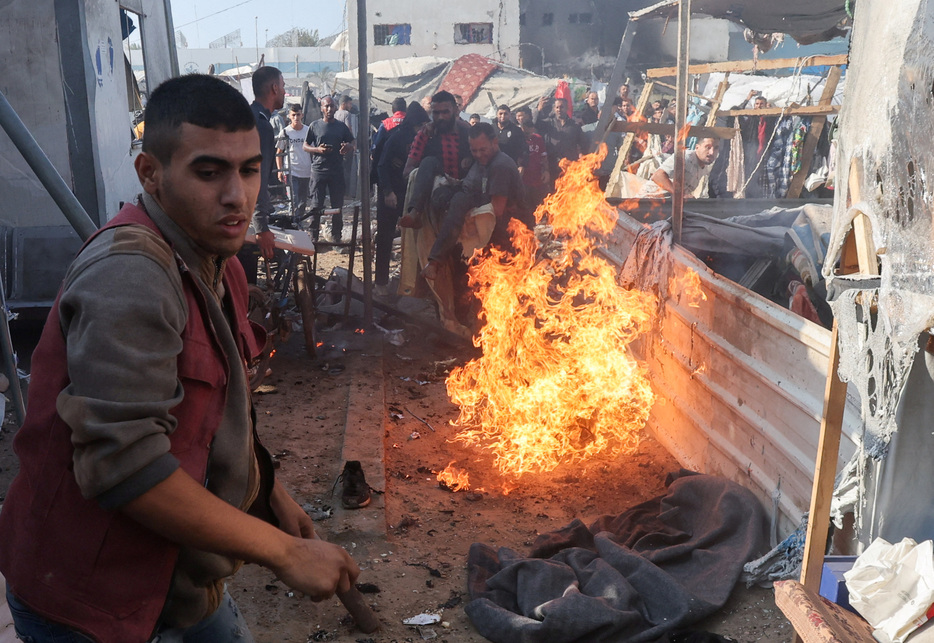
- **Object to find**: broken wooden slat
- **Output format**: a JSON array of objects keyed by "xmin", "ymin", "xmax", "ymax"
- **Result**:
[
  {"xmin": 609, "ymin": 121, "xmax": 735, "ymax": 139},
  {"xmin": 786, "ymin": 66, "xmax": 843, "ymax": 198},
  {"xmin": 716, "ymin": 104, "xmax": 839, "ymax": 118},
  {"xmin": 646, "ymin": 54, "xmax": 849, "ymax": 78}
]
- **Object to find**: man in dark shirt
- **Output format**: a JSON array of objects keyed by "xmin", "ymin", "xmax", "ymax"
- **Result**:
[
  {"xmin": 303, "ymin": 95, "xmax": 355, "ymax": 242},
  {"xmin": 733, "ymin": 90, "xmax": 776, "ymax": 197},
  {"xmin": 243, "ymin": 66, "xmax": 282, "ymax": 278},
  {"xmin": 534, "ymin": 96, "xmax": 584, "ymax": 185},
  {"xmin": 422, "ymin": 123, "xmax": 528, "ymax": 280},
  {"xmin": 495, "ymin": 104, "xmax": 528, "ymax": 172},
  {"xmin": 578, "ymin": 91, "xmax": 600, "ymax": 125}
]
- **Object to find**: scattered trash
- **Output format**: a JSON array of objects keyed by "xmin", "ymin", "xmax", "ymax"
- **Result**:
[
  {"xmin": 254, "ymin": 384, "xmax": 278, "ymax": 395},
  {"xmin": 438, "ymin": 593, "xmax": 462, "ymax": 609},
  {"xmin": 389, "ymin": 405, "xmax": 405, "ymax": 420},
  {"xmin": 419, "ymin": 627, "xmax": 438, "ymax": 640},
  {"xmin": 355, "ymin": 582, "xmax": 380, "ymax": 594},
  {"xmin": 466, "ymin": 492, "xmax": 484, "ymax": 502},
  {"xmin": 404, "ymin": 406, "xmax": 436, "ymax": 432},
  {"xmin": 403, "ymin": 613, "xmax": 441, "ymax": 626},
  {"xmin": 441, "ymin": 621, "xmax": 451, "ymax": 628},
  {"xmin": 301, "ymin": 502, "xmax": 333, "ymax": 521},
  {"xmin": 408, "ymin": 431, "xmax": 421, "ymax": 440},
  {"xmin": 374, "ymin": 322, "xmax": 405, "ymax": 346},
  {"xmin": 308, "ymin": 630, "xmax": 335, "ymax": 641},
  {"xmin": 406, "ymin": 561, "xmax": 443, "ymax": 578}
]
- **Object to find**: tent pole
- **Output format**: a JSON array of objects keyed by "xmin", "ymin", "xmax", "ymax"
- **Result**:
[
  {"xmin": 356, "ymin": 0, "xmax": 373, "ymax": 325},
  {"xmin": 672, "ymin": 0, "xmax": 691, "ymax": 244},
  {"xmin": 592, "ymin": 19, "xmax": 638, "ymax": 153}
]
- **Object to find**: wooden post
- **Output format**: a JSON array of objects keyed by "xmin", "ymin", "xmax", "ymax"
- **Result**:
[
  {"xmin": 592, "ymin": 19, "xmax": 639, "ymax": 153},
  {"xmin": 604, "ymin": 81, "xmax": 655, "ymax": 199},
  {"xmin": 786, "ymin": 66, "xmax": 843, "ymax": 198},
  {"xmin": 672, "ymin": 0, "xmax": 691, "ymax": 244},
  {"xmin": 800, "ymin": 159, "xmax": 877, "ymax": 596},
  {"xmin": 356, "ymin": 0, "xmax": 373, "ymax": 324},
  {"xmin": 705, "ymin": 73, "xmax": 730, "ymax": 127}
]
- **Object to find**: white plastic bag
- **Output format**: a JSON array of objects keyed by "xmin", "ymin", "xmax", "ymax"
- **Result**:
[{"xmin": 844, "ymin": 537, "xmax": 934, "ymax": 643}]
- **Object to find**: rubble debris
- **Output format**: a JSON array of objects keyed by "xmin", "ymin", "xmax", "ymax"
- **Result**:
[
  {"xmin": 408, "ymin": 431, "xmax": 421, "ymax": 441},
  {"xmin": 355, "ymin": 582, "xmax": 381, "ymax": 594},
  {"xmin": 402, "ymin": 613, "xmax": 441, "ymax": 626},
  {"xmin": 405, "ymin": 561, "xmax": 443, "ymax": 578},
  {"xmin": 438, "ymin": 593, "xmax": 463, "ymax": 609}
]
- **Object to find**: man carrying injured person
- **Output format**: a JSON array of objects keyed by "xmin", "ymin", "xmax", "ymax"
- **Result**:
[
  {"xmin": 422, "ymin": 122, "xmax": 531, "ymax": 281},
  {"xmin": 0, "ymin": 74, "xmax": 358, "ymax": 643},
  {"xmin": 650, "ymin": 136, "xmax": 720, "ymax": 198}
]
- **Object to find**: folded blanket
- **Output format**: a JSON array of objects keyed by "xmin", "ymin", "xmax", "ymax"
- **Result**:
[{"xmin": 466, "ymin": 470, "xmax": 768, "ymax": 643}]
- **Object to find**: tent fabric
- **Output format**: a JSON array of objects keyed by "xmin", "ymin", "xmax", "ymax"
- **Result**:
[
  {"xmin": 465, "ymin": 471, "xmax": 768, "ymax": 643},
  {"xmin": 632, "ymin": 0, "xmax": 849, "ymax": 45},
  {"xmin": 439, "ymin": 53, "xmax": 500, "ymax": 107},
  {"xmin": 333, "ymin": 55, "xmax": 562, "ymax": 117}
]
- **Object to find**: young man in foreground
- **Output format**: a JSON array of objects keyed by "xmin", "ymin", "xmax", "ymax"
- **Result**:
[{"xmin": 0, "ymin": 74, "xmax": 358, "ymax": 643}]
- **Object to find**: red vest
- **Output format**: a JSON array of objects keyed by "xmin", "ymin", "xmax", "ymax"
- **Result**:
[{"xmin": 0, "ymin": 202, "xmax": 265, "ymax": 642}]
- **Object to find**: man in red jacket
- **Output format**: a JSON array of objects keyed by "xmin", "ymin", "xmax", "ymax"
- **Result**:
[{"xmin": 0, "ymin": 74, "xmax": 358, "ymax": 643}]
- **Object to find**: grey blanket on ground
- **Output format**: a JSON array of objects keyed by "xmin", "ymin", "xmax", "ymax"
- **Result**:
[{"xmin": 465, "ymin": 470, "xmax": 768, "ymax": 643}]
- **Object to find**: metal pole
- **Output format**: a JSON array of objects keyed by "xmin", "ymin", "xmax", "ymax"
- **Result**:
[
  {"xmin": 356, "ymin": 0, "xmax": 373, "ymax": 325},
  {"xmin": 0, "ymin": 90, "xmax": 97, "ymax": 241},
  {"xmin": 672, "ymin": 0, "xmax": 691, "ymax": 244}
]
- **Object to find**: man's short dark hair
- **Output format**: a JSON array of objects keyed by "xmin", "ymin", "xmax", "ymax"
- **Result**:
[
  {"xmin": 390, "ymin": 97, "xmax": 407, "ymax": 113},
  {"xmin": 340, "ymin": 94, "xmax": 353, "ymax": 107},
  {"xmin": 469, "ymin": 113, "xmax": 481, "ymax": 120},
  {"xmin": 515, "ymin": 106, "xmax": 532, "ymax": 118},
  {"xmin": 288, "ymin": 103, "xmax": 302, "ymax": 113},
  {"xmin": 143, "ymin": 74, "xmax": 255, "ymax": 165},
  {"xmin": 252, "ymin": 66, "xmax": 282, "ymax": 99},
  {"xmin": 431, "ymin": 90, "xmax": 457, "ymax": 108},
  {"xmin": 497, "ymin": 104, "xmax": 510, "ymax": 113},
  {"xmin": 469, "ymin": 122, "xmax": 496, "ymax": 141}
]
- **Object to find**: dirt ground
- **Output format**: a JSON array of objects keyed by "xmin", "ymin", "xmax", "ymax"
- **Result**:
[{"xmin": 0, "ymin": 234, "xmax": 795, "ymax": 643}]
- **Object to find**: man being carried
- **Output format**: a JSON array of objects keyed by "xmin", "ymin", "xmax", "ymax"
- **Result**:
[
  {"xmin": 421, "ymin": 123, "xmax": 529, "ymax": 281},
  {"xmin": 401, "ymin": 90, "xmax": 472, "ymax": 228},
  {"xmin": 303, "ymin": 95, "xmax": 356, "ymax": 242},
  {"xmin": 277, "ymin": 103, "xmax": 312, "ymax": 222},
  {"xmin": 0, "ymin": 74, "xmax": 358, "ymax": 643},
  {"xmin": 649, "ymin": 137, "xmax": 720, "ymax": 198}
]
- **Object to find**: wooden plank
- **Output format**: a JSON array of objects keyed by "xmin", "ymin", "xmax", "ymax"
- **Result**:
[
  {"xmin": 800, "ymin": 158, "xmax": 874, "ymax": 594},
  {"xmin": 651, "ymin": 80, "xmax": 712, "ymax": 103},
  {"xmin": 609, "ymin": 121, "xmax": 734, "ymax": 139},
  {"xmin": 646, "ymin": 54, "xmax": 849, "ymax": 78},
  {"xmin": 716, "ymin": 104, "xmax": 839, "ymax": 118},
  {"xmin": 604, "ymin": 81, "xmax": 656, "ymax": 198},
  {"xmin": 592, "ymin": 19, "xmax": 639, "ymax": 153},
  {"xmin": 705, "ymin": 73, "xmax": 730, "ymax": 127},
  {"xmin": 786, "ymin": 66, "xmax": 843, "ymax": 198}
]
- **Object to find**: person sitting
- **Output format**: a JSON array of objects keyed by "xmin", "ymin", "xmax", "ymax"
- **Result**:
[{"xmin": 421, "ymin": 123, "xmax": 530, "ymax": 281}]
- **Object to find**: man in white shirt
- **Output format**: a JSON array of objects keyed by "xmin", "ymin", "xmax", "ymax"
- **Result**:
[
  {"xmin": 277, "ymin": 104, "xmax": 313, "ymax": 221},
  {"xmin": 650, "ymin": 137, "xmax": 720, "ymax": 198}
]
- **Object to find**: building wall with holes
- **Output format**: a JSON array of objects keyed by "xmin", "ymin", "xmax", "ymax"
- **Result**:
[
  {"xmin": 518, "ymin": 0, "xmax": 639, "ymax": 74},
  {"xmin": 346, "ymin": 0, "xmax": 520, "ymax": 68}
]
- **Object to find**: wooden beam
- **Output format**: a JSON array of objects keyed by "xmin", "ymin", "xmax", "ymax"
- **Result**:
[
  {"xmin": 705, "ymin": 73, "xmax": 730, "ymax": 127},
  {"xmin": 786, "ymin": 66, "xmax": 843, "ymax": 198},
  {"xmin": 671, "ymin": 0, "xmax": 691, "ymax": 243},
  {"xmin": 609, "ymin": 121, "xmax": 735, "ymax": 139},
  {"xmin": 591, "ymin": 19, "xmax": 639, "ymax": 153},
  {"xmin": 604, "ymin": 81, "xmax": 657, "ymax": 200},
  {"xmin": 651, "ymin": 80, "xmax": 712, "ymax": 103},
  {"xmin": 716, "ymin": 104, "xmax": 839, "ymax": 118},
  {"xmin": 799, "ymin": 158, "xmax": 876, "ymax": 597},
  {"xmin": 646, "ymin": 54, "xmax": 849, "ymax": 78}
]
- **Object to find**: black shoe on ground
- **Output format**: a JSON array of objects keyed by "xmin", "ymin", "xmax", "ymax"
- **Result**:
[{"xmin": 337, "ymin": 460, "xmax": 371, "ymax": 509}]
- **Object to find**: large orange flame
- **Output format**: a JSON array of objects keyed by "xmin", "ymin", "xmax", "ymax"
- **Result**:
[{"xmin": 445, "ymin": 150, "xmax": 659, "ymax": 476}]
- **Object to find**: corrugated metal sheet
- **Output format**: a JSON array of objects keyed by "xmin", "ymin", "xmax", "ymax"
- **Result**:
[{"xmin": 607, "ymin": 212, "xmax": 863, "ymax": 535}]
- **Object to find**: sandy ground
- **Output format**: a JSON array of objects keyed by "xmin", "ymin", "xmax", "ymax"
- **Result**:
[{"xmin": 0, "ymin": 222, "xmax": 796, "ymax": 642}]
